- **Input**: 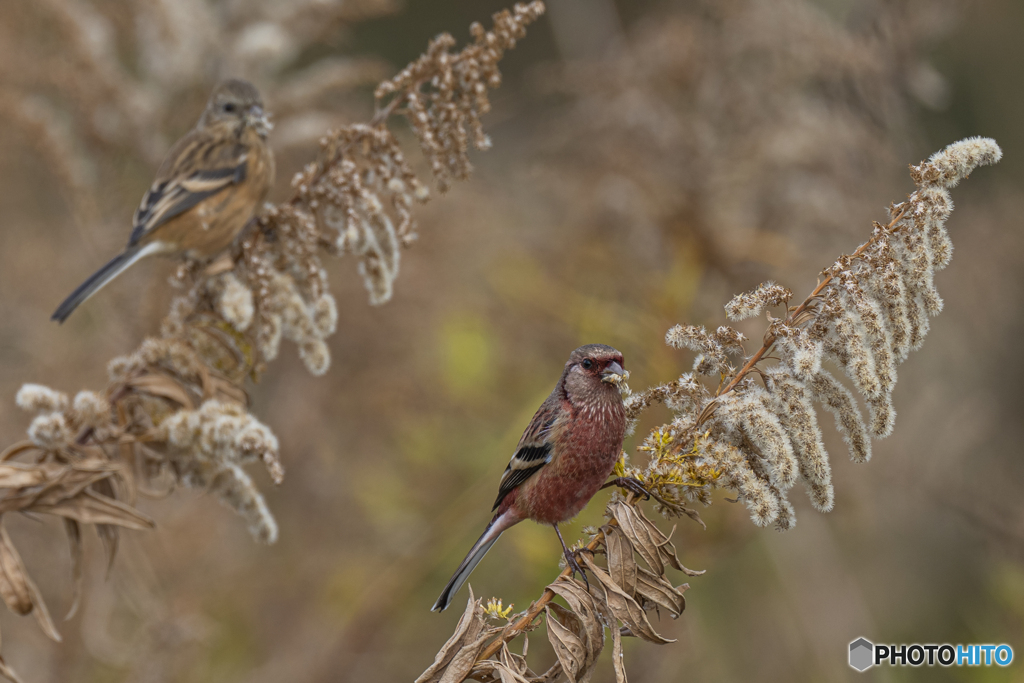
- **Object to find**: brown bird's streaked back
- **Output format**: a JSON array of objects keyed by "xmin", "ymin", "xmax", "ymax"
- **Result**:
[{"xmin": 52, "ymin": 78, "xmax": 274, "ymax": 323}]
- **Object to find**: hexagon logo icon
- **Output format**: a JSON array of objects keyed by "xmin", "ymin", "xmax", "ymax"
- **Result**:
[{"xmin": 849, "ymin": 637, "xmax": 874, "ymax": 671}]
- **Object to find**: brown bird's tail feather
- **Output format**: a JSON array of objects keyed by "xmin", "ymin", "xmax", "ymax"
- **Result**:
[
  {"xmin": 51, "ymin": 243, "xmax": 161, "ymax": 323},
  {"xmin": 432, "ymin": 509, "xmax": 518, "ymax": 612}
]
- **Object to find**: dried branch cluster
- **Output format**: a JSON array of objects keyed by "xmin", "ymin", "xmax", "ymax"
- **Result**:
[
  {"xmin": 0, "ymin": 4, "xmax": 545, "ymax": 673},
  {"xmin": 423, "ymin": 138, "xmax": 1000, "ymax": 683},
  {"xmin": 619, "ymin": 137, "xmax": 1001, "ymax": 530},
  {"xmin": 418, "ymin": 499, "xmax": 702, "ymax": 683},
  {"xmin": 170, "ymin": 1, "xmax": 545, "ymax": 379}
]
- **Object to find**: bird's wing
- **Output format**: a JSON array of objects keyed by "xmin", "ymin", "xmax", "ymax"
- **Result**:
[
  {"xmin": 492, "ymin": 402, "xmax": 563, "ymax": 510},
  {"xmin": 129, "ymin": 134, "xmax": 248, "ymax": 246}
]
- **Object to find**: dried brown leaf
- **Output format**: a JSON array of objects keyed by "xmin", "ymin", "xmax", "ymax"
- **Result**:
[
  {"xmin": 416, "ymin": 587, "xmax": 487, "ymax": 683},
  {"xmin": 0, "ymin": 442, "xmax": 40, "ymax": 463},
  {"xmin": 659, "ymin": 526, "xmax": 703, "ymax": 577},
  {"xmin": 0, "ymin": 655, "xmax": 24, "ymax": 683},
  {"xmin": 439, "ymin": 631, "xmax": 498, "ymax": 683},
  {"xmin": 610, "ymin": 611, "xmax": 627, "ymax": 683},
  {"xmin": 607, "ymin": 502, "xmax": 664, "ymax": 574},
  {"xmin": 603, "ymin": 525, "xmax": 637, "ymax": 595},
  {"xmin": 63, "ymin": 519, "xmax": 82, "ymax": 620},
  {"xmin": 0, "ymin": 525, "xmax": 60, "ymax": 642},
  {"xmin": 0, "ymin": 526, "xmax": 31, "ymax": 615},
  {"xmin": 0, "ymin": 463, "xmax": 112, "ymax": 516},
  {"xmin": 498, "ymin": 642, "xmax": 534, "ymax": 680},
  {"xmin": 581, "ymin": 554, "xmax": 674, "ymax": 645},
  {"xmin": 546, "ymin": 577, "xmax": 604, "ymax": 666},
  {"xmin": 545, "ymin": 605, "xmax": 587, "ymax": 683},
  {"xmin": 634, "ymin": 567, "xmax": 685, "ymax": 616},
  {"xmin": 23, "ymin": 564, "xmax": 59, "ymax": 642},
  {"xmin": 127, "ymin": 372, "xmax": 195, "ymax": 409},
  {"xmin": 471, "ymin": 659, "xmax": 530, "ymax": 683},
  {"xmin": 609, "ymin": 503, "xmax": 704, "ymax": 576},
  {"xmin": 472, "ymin": 642, "xmax": 537, "ymax": 683},
  {"xmin": 92, "ymin": 478, "xmax": 120, "ymax": 572},
  {"xmin": 207, "ymin": 374, "xmax": 249, "ymax": 406},
  {"xmin": 0, "ymin": 464, "xmax": 49, "ymax": 489},
  {"xmin": 33, "ymin": 489, "xmax": 154, "ymax": 532}
]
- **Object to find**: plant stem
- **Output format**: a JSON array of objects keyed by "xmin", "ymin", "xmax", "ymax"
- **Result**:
[
  {"xmin": 716, "ymin": 205, "xmax": 908, "ymax": 398},
  {"xmin": 475, "ymin": 520, "xmax": 619, "ymax": 662}
]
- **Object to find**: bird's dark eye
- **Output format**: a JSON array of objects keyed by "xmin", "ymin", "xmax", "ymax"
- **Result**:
[
  {"xmin": 223, "ymin": 102, "xmax": 237, "ymax": 113},
  {"xmin": 581, "ymin": 359, "xmax": 593, "ymax": 369}
]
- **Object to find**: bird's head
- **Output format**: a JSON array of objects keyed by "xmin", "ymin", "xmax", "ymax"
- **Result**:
[
  {"xmin": 199, "ymin": 79, "xmax": 273, "ymax": 139},
  {"xmin": 564, "ymin": 344, "xmax": 627, "ymax": 401}
]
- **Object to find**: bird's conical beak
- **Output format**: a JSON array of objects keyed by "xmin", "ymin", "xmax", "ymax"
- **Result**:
[
  {"xmin": 601, "ymin": 361, "xmax": 626, "ymax": 384},
  {"xmin": 245, "ymin": 105, "xmax": 273, "ymax": 137}
]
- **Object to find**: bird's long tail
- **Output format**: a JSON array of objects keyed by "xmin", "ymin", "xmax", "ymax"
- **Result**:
[
  {"xmin": 52, "ymin": 243, "xmax": 162, "ymax": 323},
  {"xmin": 432, "ymin": 509, "xmax": 520, "ymax": 612}
]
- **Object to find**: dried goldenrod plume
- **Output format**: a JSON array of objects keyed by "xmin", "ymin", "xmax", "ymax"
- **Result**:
[
  {"xmin": 0, "ymin": 4, "xmax": 545, "ymax": 677},
  {"xmin": 421, "ymin": 138, "xmax": 1000, "ymax": 682},
  {"xmin": 619, "ymin": 137, "xmax": 1002, "ymax": 532}
]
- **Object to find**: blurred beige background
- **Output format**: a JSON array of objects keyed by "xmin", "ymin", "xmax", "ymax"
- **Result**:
[{"xmin": 1, "ymin": 0, "xmax": 1023, "ymax": 681}]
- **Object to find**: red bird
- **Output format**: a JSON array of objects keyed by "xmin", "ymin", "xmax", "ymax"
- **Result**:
[{"xmin": 432, "ymin": 344, "xmax": 630, "ymax": 612}]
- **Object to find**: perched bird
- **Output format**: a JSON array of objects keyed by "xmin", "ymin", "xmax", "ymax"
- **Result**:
[
  {"xmin": 432, "ymin": 344, "xmax": 631, "ymax": 612},
  {"xmin": 52, "ymin": 78, "xmax": 275, "ymax": 323}
]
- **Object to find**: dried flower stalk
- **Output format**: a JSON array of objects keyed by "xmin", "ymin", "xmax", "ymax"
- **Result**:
[
  {"xmin": 0, "ymin": 4, "xmax": 546, "ymax": 677},
  {"xmin": 421, "ymin": 138, "xmax": 1001, "ymax": 682}
]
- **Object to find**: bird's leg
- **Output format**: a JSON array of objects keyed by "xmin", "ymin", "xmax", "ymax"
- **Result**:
[
  {"xmin": 602, "ymin": 476, "xmax": 653, "ymax": 501},
  {"xmin": 554, "ymin": 524, "xmax": 589, "ymax": 590}
]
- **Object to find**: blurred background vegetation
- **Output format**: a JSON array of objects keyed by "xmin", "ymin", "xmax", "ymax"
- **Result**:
[{"xmin": 0, "ymin": 0, "xmax": 1022, "ymax": 680}]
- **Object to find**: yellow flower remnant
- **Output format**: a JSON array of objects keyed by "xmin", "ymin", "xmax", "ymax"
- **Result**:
[{"xmin": 484, "ymin": 598, "xmax": 514, "ymax": 621}]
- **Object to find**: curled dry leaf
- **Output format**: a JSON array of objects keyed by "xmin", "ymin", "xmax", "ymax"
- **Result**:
[
  {"xmin": 63, "ymin": 519, "xmax": 82, "ymax": 620},
  {"xmin": 0, "ymin": 525, "xmax": 32, "ymax": 615},
  {"xmin": 417, "ymin": 587, "xmax": 502, "ymax": 683},
  {"xmin": 634, "ymin": 567, "xmax": 687, "ymax": 617},
  {"xmin": 608, "ymin": 502, "xmax": 704, "ymax": 577},
  {"xmin": 0, "ymin": 657, "xmax": 22, "ymax": 683},
  {"xmin": 607, "ymin": 501, "xmax": 668, "ymax": 574},
  {"xmin": 0, "ymin": 524, "xmax": 60, "ymax": 642},
  {"xmin": 545, "ymin": 604, "xmax": 588, "ymax": 683},
  {"xmin": 547, "ymin": 577, "xmax": 604, "ymax": 665},
  {"xmin": 581, "ymin": 553, "xmax": 674, "ymax": 645},
  {"xmin": 603, "ymin": 525, "xmax": 637, "ymax": 595},
  {"xmin": 471, "ymin": 658, "xmax": 530, "ymax": 683},
  {"xmin": 610, "ymin": 609, "xmax": 628, "ymax": 683},
  {"xmin": 125, "ymin": 371, "xmax": 196, "ymax": 409},
  {"xmin": 0, "ymin": 464, "xmax": 51, "ymax": 489},
  {"xmin": 494, "ymin": 643, "xmax": 534, "ymax": 683},
  {"xmin": 439, "ymin": 630, "xmax": 500, "ymax": 683},
  {"xmin": 29, "ymin": 485, "xmax": 154, "ymax": 531}
]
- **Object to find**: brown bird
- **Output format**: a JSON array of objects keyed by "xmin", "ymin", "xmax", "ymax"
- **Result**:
[
  {"xmin": 433, "ymin": 344, "xmax": 640, "ymax": 612},
  {"xmin": 52, "ymin": 78, "xmax": 275, "ymax": 323}
]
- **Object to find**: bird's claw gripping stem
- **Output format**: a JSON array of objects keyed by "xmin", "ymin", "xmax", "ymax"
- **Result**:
[
  {"xmin": 554, "ymin": 524, "xmax": 589, "ymax": 590},
  {"xmin": 603, "ymin": 476, "xmax": 653, "ymax": 501}
]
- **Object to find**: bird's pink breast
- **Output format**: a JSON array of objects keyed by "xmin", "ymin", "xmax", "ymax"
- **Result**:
[{"xmin": 515, "ymin": 400, "xmax": 625, "ymax": 524}]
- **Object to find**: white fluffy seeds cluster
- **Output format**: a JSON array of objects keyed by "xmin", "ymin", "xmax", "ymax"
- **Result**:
[
  {"xmin": 161, "ymin": 400, "xmax": 284, "ymax": 543},
  {"xmin": 637, "ymin": 138, "xmax": 1001, "ymax": 530},
  {"xmin": 16, "ymin": 384, "xmax": 111, "ymax": 451}
]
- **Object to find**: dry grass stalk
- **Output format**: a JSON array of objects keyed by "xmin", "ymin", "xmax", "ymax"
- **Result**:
[
  {"xmin": 0, "ymin": 4, "xmax": 545, "ymax": 678},
  {"xmin": 420, "ymin": 138, "xmax": 1000, "ymax": 682}
]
